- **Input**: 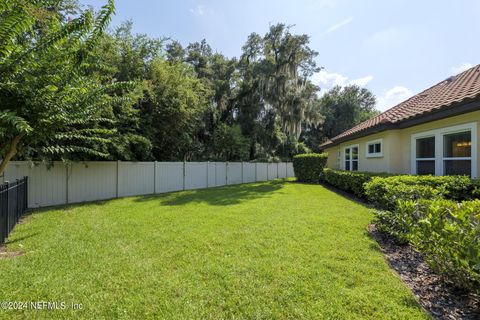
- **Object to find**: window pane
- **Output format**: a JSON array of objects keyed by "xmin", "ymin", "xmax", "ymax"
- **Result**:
[
  {"xmin": 416, "ymin": 137, "xmax": 435, "ymax": 158},
  {"xmin": 444, "ymin": 160, "xmax": 471, "ymax": 176},
  {"xmin": 374, "ymin": 143, "xmax": 381, "ymax": 153},
  {"xmin": 444, "ymin": 131, "xmax": 471, "ymax": 158},
  {"xmin": 352, "ymin": 161, "xmax": 358, "ymax": 171},
  {"xmin": 352, "ymin": 147, "xmax": 358, "ymax": 160},
  {"xmin": 345, "ymin": 161, "xmax": 350, "ymax": 171},
  {"xmin": 368, "ymin": 144, "xmax": 374, "ymax": 154},
  {"xmin": 345, "ymin": 148, "xmax": 350, "ymax": 160},
  {"xmin": 417, "ymin": 160, "xmax": 435, "ymax": 175}
]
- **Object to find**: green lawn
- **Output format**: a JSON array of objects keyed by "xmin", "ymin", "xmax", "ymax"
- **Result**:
[{"xmin": 0, "ymin": 180, "xmax": 428, "ymax": 319}]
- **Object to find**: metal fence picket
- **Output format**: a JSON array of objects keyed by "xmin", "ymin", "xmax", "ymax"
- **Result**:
[{"xmin": 0, "ymin": 177, "xmax": 28, "ymax": 244}]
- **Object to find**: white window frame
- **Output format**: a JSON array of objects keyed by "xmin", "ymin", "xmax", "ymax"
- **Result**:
[
  {"xmin": 365, "ymin": 138, "xmax": 383, "ymax": 158},
  {"xmin": 410, "ymin": 122, "xmax": 477, "ymax": 178},
  {"xmin": 343, "ymin": 144, "xmax": 359, "ymax": 171}
]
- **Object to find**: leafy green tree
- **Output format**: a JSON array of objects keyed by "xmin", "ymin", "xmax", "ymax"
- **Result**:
[
  {"xmin": 0, "ymin": 0, "xmax": 135, "ymax": 175},
  {"xmin": 233, "ymin": 24, "xmax": 322, "ymax": 160},
  {"xmin": 165, "ymin": 40, "xmax": 185, "ymax": 64},
  {"xmin": 320, "ymin": 85, "xmax": 378, "ymax": 138},
  {"xmin": 146, "ymin": 59, "xmax": 211, "ymax": 160},
  {"xmin": 261, "ymin": 24, "xmax": 322, "ymax": 139},
  {"xmin": 212, "ymin": 124, "xmax": 249, "ymax": 161},
  {"xmin": 86, "ymin": 21, "xmax": 165, "ymax": 161},
  {"xmin": 107, "ymin": 21, "xmax": 164, "ymax": 81}
]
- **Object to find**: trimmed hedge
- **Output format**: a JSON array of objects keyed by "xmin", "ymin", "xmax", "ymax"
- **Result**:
[
  {"xmin": 293, "ymin": 153, "xmax": 328, "ymax": 182},
  {"xmin": 320, "ymin": 168, "xmax": 392, "ymax": 198},
  {"xmin": 364, "ymin": 175, "xmax": 476, "ymax": 210},
  {"xmin": 376, "ymin": 199, "xmax": 480, "ymax": 293}
]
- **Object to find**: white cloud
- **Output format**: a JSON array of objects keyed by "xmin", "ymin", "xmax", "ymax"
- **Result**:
[
  {"xmin": 321, "ymin": 17, "xmax": 354, "ymax": 36},
  {"xmin": 312, "ymin": 71, "xmax": 411, "ymax": 112},
  {"xmin": 189, "ymin": 5, "xmax": 206, "ymax": 16},
  {"xmin": 377, "ymin": 86, "xmax": 412, "ymax": 111},
  {"xmin": 451, "ymin": 62, "xmax": 473, "ymax": 74},
  {"xmin": 312, "ymin": 70, "xmax": 348, "ymax": 87},
  {"xmin": 311, "ymin": 70, "xmax": 373, "ymax": 92},
  {"xmin": 349, "ymin": 75, "xmax": 374, "ymax": 87}
]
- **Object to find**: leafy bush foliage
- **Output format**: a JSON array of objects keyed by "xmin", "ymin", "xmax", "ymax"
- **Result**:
[
  {"xmin": 321, "ymin": 169, "xmax": 392, "ymax": 198},
  {"xmin": 212, "ymin": 124, "xmax": 250, "ymax": 161},
  {"xmin": 379, "ymin": 199, "xmax": 480, "ymax": 293},
  {"xmin": 373, "ymin": 197, "xmax": 437, "ymax": 243},
  {"xmin": 365, "ymin": 175, "xmax": 475, "ymax": 210},
  {"xmin": 366, "ymin": 181, "xmax": 444, "ymax": 211},
  {"xmin": 293, "ymin": 153, "xmax": 328, "ymax": 182}
]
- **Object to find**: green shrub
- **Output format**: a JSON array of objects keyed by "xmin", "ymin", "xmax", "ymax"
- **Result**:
[
  {"xmin": 387, "ymin": 199, "xmax": 480, "ymax": 293},
  {"xmin": 365, "ymin": 175, "xmax": 475, "ymax": 210},
  {"xmin": 366, "ymin": 179, "xmax": 445, "ymax": 211},
  {"xmin": 320, "ymin": 169, "xmax": 392, "ymax": 198},
  {"xmin": 373, "ymin": 196, "xmax": 440, "ymax": 243},
  {"xmin": 292, "ymin": 153, "xmax": 328, "ymax": 182}
]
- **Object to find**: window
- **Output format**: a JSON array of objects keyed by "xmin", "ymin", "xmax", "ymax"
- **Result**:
[
  {"xmin": 415, "ymin": 136, "xmax": 435, "ymax": 175},
  {"xmin": 411, "ymin": 122, "xmax": 477, "ymax": 177},
  {"xmin": 344, "ymin": 145, "xmax": 359, "ymax": 171},
  {"xmin": 366, "ymin": 139, "xmax": 383, "ymax": 157},
  {"xmin": 443, "ymin": 131, "xmax": 471, "ymax": 176}
]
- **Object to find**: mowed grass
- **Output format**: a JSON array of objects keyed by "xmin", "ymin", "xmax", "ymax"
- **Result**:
[{"xmin": 0, "ymin": 181, "xmax": 427, "ymax": 319}]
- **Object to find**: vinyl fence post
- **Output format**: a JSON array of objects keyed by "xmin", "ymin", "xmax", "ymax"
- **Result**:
[
  {"xmin": 65, "ymin": 165, "xmax": 69, "ymax": 204},
  {"xmin": 215, "ymin": 162, "xmax": 218, "ymax": 187},
  {"xmin": 241, "ymin": 162, "xmax": 244, "ymax": 184},
  {"xmin": 255, "ymin": 162, "xmax": 257, "ymax": 182},
  {"xmin": 154, "ymin": 161, "xmax": 157, "ymax": 194},
  {"xmin": 115, "ymin": 160, "xmax": 120, "ymax": 198},
  {"xmin": 277, "ymin": 162, "xmax": 279, "ymax": 179},
  {"xmin": 225, "ymin": 162, "xmax": 228, "ymax": 185},
  {"xmin": 206, "ymin": 161, "xmax": 209, "ymax": 188},
  {"xmin": 183, "ymin": 161, "xmax": 186, "ymax": 190}
]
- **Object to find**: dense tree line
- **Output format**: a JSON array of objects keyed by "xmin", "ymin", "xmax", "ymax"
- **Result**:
[{"xmin": 0, "ymin": 0, "xmax": 379, "ymax": 175}]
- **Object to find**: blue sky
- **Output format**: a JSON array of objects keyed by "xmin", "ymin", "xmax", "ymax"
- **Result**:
[{"xmin": 83, "ymin": 0, "xmax": 480, "ymax": 111}]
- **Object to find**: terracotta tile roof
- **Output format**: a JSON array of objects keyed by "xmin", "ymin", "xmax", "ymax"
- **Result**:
[{"xmin": 320, "ymin": 64, "xmax": 480, "ymax": 148}]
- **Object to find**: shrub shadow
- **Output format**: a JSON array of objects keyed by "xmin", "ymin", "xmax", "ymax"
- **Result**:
[{"xmin": 134, "ymin": 180, "xmax": 285, "ymax": 206}]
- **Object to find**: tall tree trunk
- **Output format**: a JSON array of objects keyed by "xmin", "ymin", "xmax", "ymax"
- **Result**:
[{"xmin": 0, "ymin": 134, "xmax": 24, "ymax": 177}]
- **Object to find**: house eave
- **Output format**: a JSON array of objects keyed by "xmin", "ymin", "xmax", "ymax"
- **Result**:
[{"xmin": 320, "ymin": 99, "xmax": 480, "ymax": 150}]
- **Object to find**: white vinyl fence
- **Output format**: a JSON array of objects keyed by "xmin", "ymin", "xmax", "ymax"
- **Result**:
[{"xmin": 1, "ymin": 161, "xmax": 294, "ymax": 208}]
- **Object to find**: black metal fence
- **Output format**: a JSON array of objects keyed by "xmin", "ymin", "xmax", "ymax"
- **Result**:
[{"xmin": 0, "ymin": 177, "xmax": 28, "ymax": 244}]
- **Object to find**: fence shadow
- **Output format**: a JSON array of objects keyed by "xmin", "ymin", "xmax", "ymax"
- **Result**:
[{"xmin": 134, "ymin": 180, "xmax": 286, "ymax": 206}]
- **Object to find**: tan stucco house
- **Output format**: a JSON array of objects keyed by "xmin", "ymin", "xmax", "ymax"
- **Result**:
[{"xmin": 320, "ymin": 64, "xmax": 480, "ymax": 178}]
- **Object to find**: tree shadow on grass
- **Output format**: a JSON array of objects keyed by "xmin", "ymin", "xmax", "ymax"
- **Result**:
[
  {"xmin": 4, "ymin": 232, "xmax": 40, "ymax": 245},
  {"xmin": 134, "ymin": 180, "xmax": 286, "ymax": 206}
]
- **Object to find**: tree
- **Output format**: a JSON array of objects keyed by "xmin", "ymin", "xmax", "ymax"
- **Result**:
[
  {"xmin": 320, "ymin": 85, "xmax": 378, "ymax": 138},
  {"xmin": 232, "ymin": 24, "xmax": 322, "ymax": 160},
  {"xmin": 260, "ymin": 24, "xmax": 321, "ymax": 138},
  {"xmin": 212, "ymin": 124, "xmax": 249, "ymax": 161},
  {"xmin": 165, "ymin": 40, "xmax": 185, "ymax": 64},
  {"xmin": 0, "ymin": 0, "xmax": 135, "ymax": 175},
  {"xmin": 146, "ymin": 59, "xmax": 211, "ymax": 160},
  {"xmin": 86, "ymin": 21, "xmax": 165, "ymax": 161}
]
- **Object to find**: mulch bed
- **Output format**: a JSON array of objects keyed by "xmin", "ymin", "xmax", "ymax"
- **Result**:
[{"xmin": 368, "ymin": 224, "xmax": 480, "ymax": 319}]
